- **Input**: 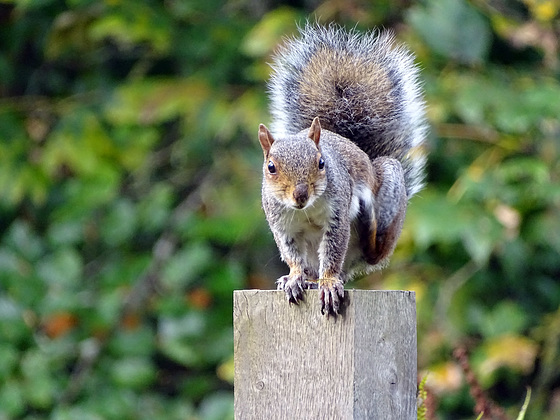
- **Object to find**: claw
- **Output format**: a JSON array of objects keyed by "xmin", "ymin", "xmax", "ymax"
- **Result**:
[
  {"xmin": 318, "ymin": 277, "xmax": 345, "ymax": 316},
  {"xmin": 277, "ymin": 274, "xmax": 342, "ymax": 314},
  {"xmin": 276, "ymin": 274, "xmax": 306, "ymax": 304}
]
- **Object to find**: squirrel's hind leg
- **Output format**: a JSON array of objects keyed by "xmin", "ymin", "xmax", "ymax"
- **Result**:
[{"xmin": 360, "ymin": 157, "xmax": 408, "ymax": 266}]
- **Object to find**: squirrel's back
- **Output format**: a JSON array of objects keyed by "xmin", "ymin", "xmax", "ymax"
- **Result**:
[{"xmin": 268, "ymin": 23, "xmax": 428, "ymax": 198}]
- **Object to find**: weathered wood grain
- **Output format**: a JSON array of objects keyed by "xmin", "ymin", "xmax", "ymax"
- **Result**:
[{"xmin": 234, "ymin": 289, "xmax": 417, "ymax": 419}]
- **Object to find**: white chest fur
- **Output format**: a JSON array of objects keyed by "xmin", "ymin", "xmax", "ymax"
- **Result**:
[
  {"xmin": 278, "ymin": 183, "xmax": 375, "ymax": 272},
  {"xmin": 281, "ymin": 195, "xmax": 331, "ymax": 237}
]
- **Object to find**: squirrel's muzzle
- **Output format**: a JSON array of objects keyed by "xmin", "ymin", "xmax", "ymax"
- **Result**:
[{"xmin": 293, "ymin": 184, "xmax": 309, "ymax": 208}]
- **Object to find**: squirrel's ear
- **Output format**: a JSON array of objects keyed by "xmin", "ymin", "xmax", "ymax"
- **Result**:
[
  {"xmin": 258, "ymin": 124, "xmax": 275, "ymax": 155},
  {"xmin": 308, "ymin": 117, "xmax": 321, "ymax": 147}
]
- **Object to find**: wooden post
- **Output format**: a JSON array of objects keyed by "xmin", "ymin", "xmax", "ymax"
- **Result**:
[{"xmin": 234, "ymin": 290, "xmax": 417, "ymax": 419}]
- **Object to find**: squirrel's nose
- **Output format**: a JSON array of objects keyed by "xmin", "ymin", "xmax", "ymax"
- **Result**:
[{"xmin": 293, "ymin": 184, "xmax": 309, "ymax": 208}]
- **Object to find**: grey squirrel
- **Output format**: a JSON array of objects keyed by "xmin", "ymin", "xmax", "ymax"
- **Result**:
[{"xmin": 258, "ymin": 24, "xmax": 427, "ymax": 316}]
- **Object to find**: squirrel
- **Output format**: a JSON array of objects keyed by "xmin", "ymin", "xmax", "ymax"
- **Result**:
[{"xmin": 258, "ymin": 23, "xmax": 427, "ymax": 316}]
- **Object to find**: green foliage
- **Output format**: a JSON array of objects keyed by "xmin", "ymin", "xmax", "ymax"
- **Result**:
[
  {"xmin": 0, "ymin": 0, "xmax": 559, "ymax": 419},
  {"xmin": 517, "ymin": 388, "xmax": 531, "ymax": 420},
  {"xmin": 417, "ymin": 375, "xmax": 428, "ymax": 420},
  {"xmin": 408, "ymin": 0, "xmax": 491, "ymax": 64}
]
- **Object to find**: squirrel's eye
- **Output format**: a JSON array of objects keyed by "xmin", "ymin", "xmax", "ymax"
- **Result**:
[
  {"xmin": 267, "ymin": 161, "xmax": 276, "ymax": 174},
  {"xmin": 318, "ymin": 157, "xmax": 325, "ymax": 170}
]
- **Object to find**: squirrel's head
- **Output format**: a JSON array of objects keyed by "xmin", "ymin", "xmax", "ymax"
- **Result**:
[{"xmin": 258, "ymin": 117, "xmax": 327, "ymax": 210}]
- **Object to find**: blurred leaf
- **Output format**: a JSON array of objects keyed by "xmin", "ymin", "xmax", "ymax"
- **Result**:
[
  {"xmin": 405, "ymin": 190, "xmax": 464, "ymax": 247},
  {"xmin": 21, "ymin": 349, "xmax": 57, "ymax": 408},
  {"xmin": 108, "ymin": 325, "xmax": 155, "ymax": 357},
  {"xmin": 158, "ymin": 312, "xmax": 206, "ymax": 367},
  {"xmin": 198, "ymin": 391, "xmax": 234, "ymax": 420},
  {"xmin": 422, "ymin": 362, "xmax": 463, "ymax": 395},
  {"xmin": 100, "ymin": 198, "xmax": 137, "ymax": 246},
  {"xmin": 0, "ymin": 344, "xmax": 18, "ymax": 381},
  {"xmin": 524, "ymin": 0, "xmax": 560, "ymax": 21},
  {"xmin": 51, "ymin": 406, "xmax": 105, "ymax": 420},
  {"xmin": 47, "ymin": 220, "xmax": 84, "ymax": 247},
  {"xmin": 216, "ymin": 355, "xmax": 234, "ymax": 384},
  {"xmin": 478, "ymin": 334, "xmax": 538, "ymax": 381},
  {"xmin": 181, "ymin": 374, "xmax": 215, "ymax": 402},
  {"xmin": 88, "ymin": 2, "xmax": 172, "ymax": 54},
  {"xmin": 461, "ymin": 214, "xmax": 502, "ymax": 266},
  {"xmin": 45, "ymin": 7, "xmax": 99, "ymax": 59},
  {"xmin": 0, "ymin": 379, "xmax": 25, "ymax": 418},
  {"xmin": 52, "ymin": 165, "xmax": 120, "ymax": 220},
  {"xmin": 112, "ymin": 126, "xmax": 159, "ymax": 171},
  {"xmin": 36, "ymin": 247, "xmax": 82, "ymax": 289},
  {"xmin": 111, "ymin": 357, "xmax": 156, "ymax": 389},
  {"xmin": 408, "ymin": 0, "xmax": 491, "ymax": 64},
  {"xmin": 0, "ymin": 297, "xmax": 31, "ymax": 344},
  {"xmin": 5, "ymin": 220, "xmax": 44, "ymax": 261},
  {"xmin": 105, "ymin": 78, "xmax": 210, "ymax": 125},
  {"xmin": 405, "ymin": 189, "xmax": 502, "ymax": 263},
  {"xmin": 78, "ymin": 386, "xmax": 137, "ymax": 419},
  {"xmin": 187, "ymin": 167, "xmax": 263, "ymax": 245},
  {"xmin": 241, "ymin": 7, "xmax": 299, "ymax": 57},
  {"xmin": 479, "ymin": 301, "xmax": 530, "ymax": 338},
  {"xmin": 42, "ymin": 111, "xmax": 117, "ymax": 177},
  {"xmin": 91, "ymin": 287, "xmax": 124, "ymax": 329},
  {"xmin": 526, "ymin": 210, "xmax": 560, "ymax": 254},
  {"xmin": 137, "ymin": 183, "xmax": 173, "ymax": 233},
  {"xmin": 161, "ymin": 243, "xmax": 213, "ymax": 291}
]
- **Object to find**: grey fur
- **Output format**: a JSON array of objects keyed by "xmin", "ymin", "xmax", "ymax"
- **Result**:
[
  {"xmin": 260, "ymin": 24, "xmax": 428, "ymax": 315},
  {"xmin": 269, "ymin": 23, "xmax": 428, "ymax": 198}
]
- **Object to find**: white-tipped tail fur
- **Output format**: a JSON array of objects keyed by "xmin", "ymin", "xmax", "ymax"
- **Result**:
[{"xmin": 268, "ymin": 23, "xmax": 428, "ymax": 198}]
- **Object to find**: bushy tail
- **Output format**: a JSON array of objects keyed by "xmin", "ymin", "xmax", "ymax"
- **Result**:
[{"xmin": 268, "ymin": 23, "xmax": 428, "ymax": 198}]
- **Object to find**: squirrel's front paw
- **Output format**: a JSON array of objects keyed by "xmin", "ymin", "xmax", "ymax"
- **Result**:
[
  {"xmin": 318, "ymin": 277, "xmax": 345, "ymax": 316},
  {"xmin": 276, "ymin": 275, "xmax": 308, "ymax": 304}
]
